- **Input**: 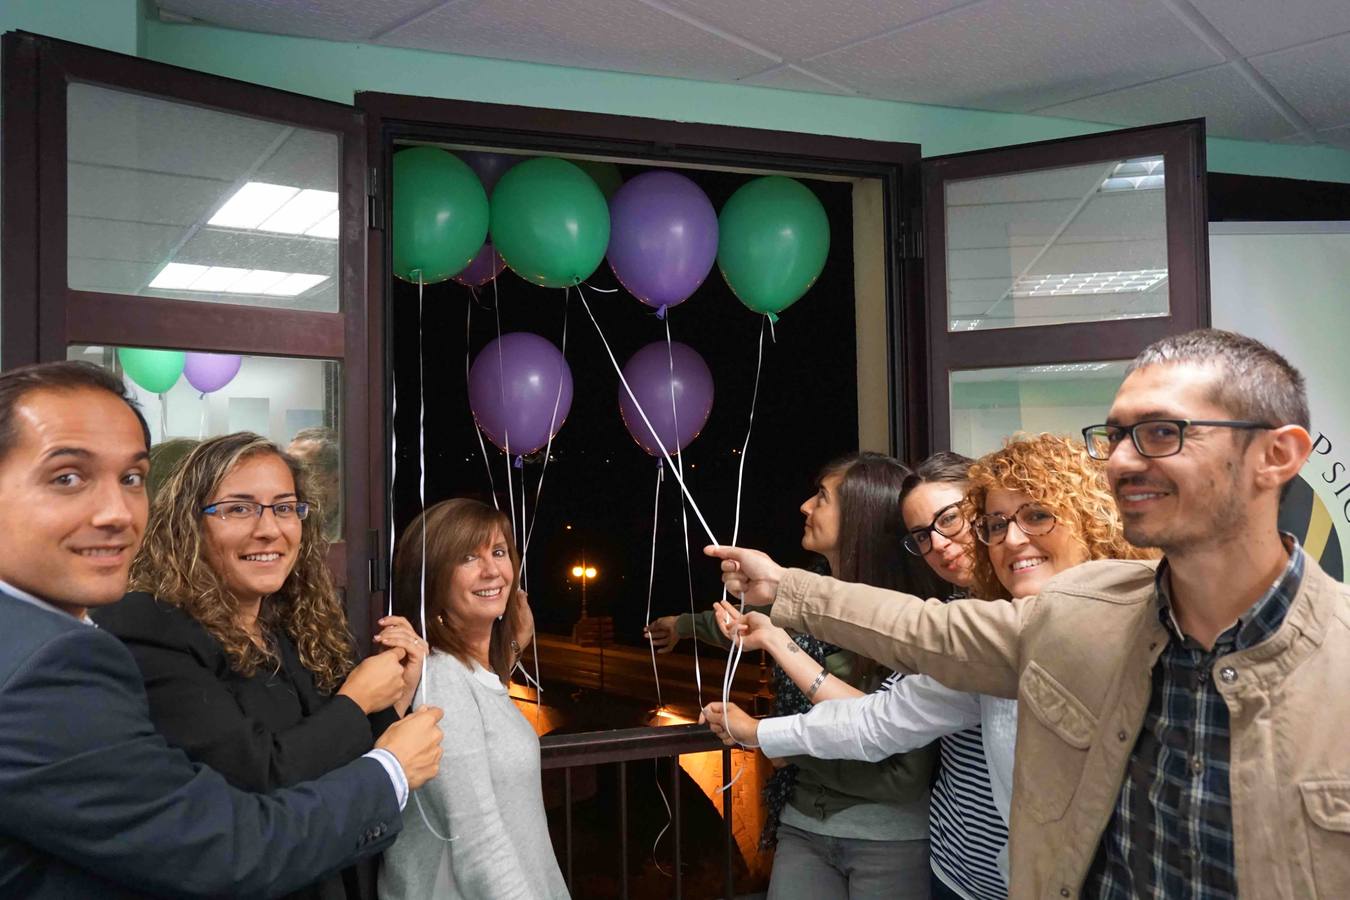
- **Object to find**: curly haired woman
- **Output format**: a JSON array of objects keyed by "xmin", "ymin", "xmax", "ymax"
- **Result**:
[
  {"xmin": 93, "ymin": 432, "xmax": 423, "ymax": 900},
  {"xmin": 706, "ymin": 434, "xmax": 1156, "ymax": 900}
]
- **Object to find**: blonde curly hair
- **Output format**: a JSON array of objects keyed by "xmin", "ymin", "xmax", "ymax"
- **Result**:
[
  {"xmin": 129, "ymin": 432, "xmax": 355, "ymax": 692},
  {"xmin": 964, "ymin": 433, "xmax": 1157, "ymax": 599}
]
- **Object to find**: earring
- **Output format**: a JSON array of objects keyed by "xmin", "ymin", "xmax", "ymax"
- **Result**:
[{"xmin": 497, "ymin": 613, "xmax": 504, "ymax": 622}]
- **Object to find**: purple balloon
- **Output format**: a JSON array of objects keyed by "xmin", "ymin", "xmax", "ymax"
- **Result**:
[
  {"xmin": 458, "ymin": 151, "xmax": 520, "ymax": 198},
  {"xmin": 468, "ymin": 332, "xmax": 573, "ymax": 456},
  {"xmin": 607, "ymin": 171, "xmax": 719, "ymax": 311},
  {"xmin": 454, "ymin": 241, "xmax": 508, "ymax": 287},
  {"xmin": 183, "ymin": 352, "xmax": 243, "ymax": 394},
  {"xmin": 619, "ymin": 341, "xmax": 714, "ymax": 456}
]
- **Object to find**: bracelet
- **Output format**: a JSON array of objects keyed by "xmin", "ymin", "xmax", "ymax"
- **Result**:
[{"xmin": 806, "ymin": 669, "xmax": 829, "ymax": 699}]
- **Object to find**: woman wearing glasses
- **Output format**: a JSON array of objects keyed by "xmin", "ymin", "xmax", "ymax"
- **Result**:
[
  {"xmin": 707, "ymin": 435, "xmax": 1155, "ymax": 900},
  {"xmin": 94, "ymin": 432, "xmax": 419, "ymax": 900}
]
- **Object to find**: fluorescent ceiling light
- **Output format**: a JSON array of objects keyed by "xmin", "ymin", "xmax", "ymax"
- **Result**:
[
  {"xmin": 258, "ymin": 189, "xmax": 338, "ymax": 235},
  {"xmin": 1012, "ymin": 269, "xmax": 1168, "ymax": 297},
  {"xmin": 305, "ymin": 210, "xmax": 340, "ymax": 239},
  {"xmin": 146, "ymin": 262, "xmax": 328, "ymax": 297},
  {"xmin": 189, "ymin": 267, "xmax": 252, "ymax": 292},
  {"xmin": 264, "ymin": 273, "xmax": 329, "ymax": 296},
  {"xmin": 208, "ymin": 182, "xmax": 299, "ymax": 230},
  {"xmin": 1025, "ymin": 363, "xmax": 1112, "ymax": 374},
  {"xmin": 148, "ymin": 262, "xmax": 210, "ymax": 290},
  {"xmin": 1100, "ymin": 157, "xmax": 1164, "ymax": 192},
  {"xmin": 207, "ymin": 182, "xmax": 340, "ymax": 238}
]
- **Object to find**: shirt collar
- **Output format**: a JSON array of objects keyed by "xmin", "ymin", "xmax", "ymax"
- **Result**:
[
  {"xmin": 1156, "ymin": 533, "xmax": 1304, "ymax": 649},
  {"xmin": 0, "ymin": 578, "xmax": 96, "ymax": 626}
]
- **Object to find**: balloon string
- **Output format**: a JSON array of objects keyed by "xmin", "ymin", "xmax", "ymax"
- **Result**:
[
  {"xmin": 651, "ymin": 758, "xmax": 674, "ymax": 877},
  {"xmin": 466, "ymin": 291, "xmax": 500, "ymax": 510},
  {"xmin": 574, "ymin": 284, "xmax": 721, "ymax": 548},
  {"xmin": 645, "ymin": 462, "xmax": 665, "ymax": 713},
  {"xmin": 491, "ymin": 278, "xmax": 520, "ymax": 552},
  {"xmin": 664, "ymin": 316, "xmax": 703, "ymax": 709},
  {"xmin": 159, "ymin": 393, "xmax": 168, "ymax": 440},
  {"xmin": 411, "ymin": 269, "xmax": 455, "ymax": 843},
  {"xmin": 521, "ymin": 287, "xmax": 570, "ymax": 559}
]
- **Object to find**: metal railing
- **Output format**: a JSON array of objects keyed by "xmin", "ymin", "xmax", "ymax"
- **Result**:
[{"xmin": 541, "ymin": 723, "xmax": 737, "ymax": 899}]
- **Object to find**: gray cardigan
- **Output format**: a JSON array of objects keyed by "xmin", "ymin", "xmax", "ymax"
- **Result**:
[{"xmin": 378, "ymin": 653, "xmax": 569, "ymax": 900}]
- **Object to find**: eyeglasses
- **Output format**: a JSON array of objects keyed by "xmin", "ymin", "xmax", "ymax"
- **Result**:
[
  {"xmin": 974, "ymin": 502, "xmax": 1057, "ymax": 546},
  {"xmin": 200, "ymin": 500, "xmax": 310, "ymax": 521},
  {"xmin": 903, "ymin": 502, "xmax": 968, "ymax": 557},
  {"xmin": 1081, "ymin": 419, "xmax": 1276, "ymax": 461}
]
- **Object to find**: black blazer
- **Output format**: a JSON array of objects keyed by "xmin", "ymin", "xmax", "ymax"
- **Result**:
[
  {"xmin": 94, "ymin": 592, "xmax": 398, "ymax": 899},
  {"xmin": 0, "ymin": 589, "xmax": 401, "ymax": 899}
]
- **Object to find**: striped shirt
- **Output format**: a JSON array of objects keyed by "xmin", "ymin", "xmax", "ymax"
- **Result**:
[{"xmin": 928, "ymin": 724, "xmax": 1009, "ymax": 900}]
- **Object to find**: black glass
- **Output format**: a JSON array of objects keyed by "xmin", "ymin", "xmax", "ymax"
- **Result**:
[
  {"xmin": 201, "ymin": 500, "xmax": 311, "ymax": 521},
  {"xmin": 975, "ymin": 502, "xmax": 1057, "ymax": 546},
  {"xmin": 903, "ymin": 502, "xmax": 968, "ymax": 556},
  {"xmin": 1082, "ymin": 419, "xmax": 1276, "ymax": 460}
]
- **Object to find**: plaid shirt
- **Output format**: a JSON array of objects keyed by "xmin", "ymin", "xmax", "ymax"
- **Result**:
[{"xmin": 1084, "ymin": 536, "xmax": 1305, "ymax": 899}]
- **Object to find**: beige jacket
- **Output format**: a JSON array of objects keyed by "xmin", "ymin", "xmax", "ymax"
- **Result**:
[{"xmin": 770, "ymin": 556, "xmax": 1350, "ymax": 899}]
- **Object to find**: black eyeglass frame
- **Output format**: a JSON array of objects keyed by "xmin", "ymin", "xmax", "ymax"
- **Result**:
[
  {"xmin": 1081, "ymin": 419, "xmax": 1277, "ymax": 461},
  {"xmin": 902, "ymin": 501, "xmax": 968, "ymax": 557},
  {"xmin": 200, "ymin": 500, "xmax": 312, "ymax": 521},
  {"xmin": 974, "ymin": 502, "xmax": 1058, "ymax": 546}
]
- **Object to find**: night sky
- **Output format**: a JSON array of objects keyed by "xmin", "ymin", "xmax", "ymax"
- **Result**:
[{"xmin": 390, "ymin": 164, "xmax": 858, "ymax": 646}]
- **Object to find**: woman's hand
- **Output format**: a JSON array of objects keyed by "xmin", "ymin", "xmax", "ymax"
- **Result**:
[
  {"xmin": 713, "ymin": 600, "xmax": 782, "ymax": 652},
  {"xmin": 643, "ymin": 615, "xmax": 682, "ymax": 653},
  {"xmin": 373, "ymin": 615, "xmax": 427, "ymax": 715},
  {"xmin": 513, "ymin": 590, "xmax": 534, "ymax": 663},
  {"xmin": 700, "ymin": 701, "xmax": 760, "ymax": 748},
  {"xmin": 337, "ymin": 646, "xmax": 408, "ymax": 715}
]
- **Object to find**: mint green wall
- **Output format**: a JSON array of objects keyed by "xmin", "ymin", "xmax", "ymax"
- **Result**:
[
  {"xmin": 2, "ymin": 0, "xmax": 140, "ymax": 55},
  {"xmin": 138, "ymin": 19, "xmax": 1350, "ymax": 184}
]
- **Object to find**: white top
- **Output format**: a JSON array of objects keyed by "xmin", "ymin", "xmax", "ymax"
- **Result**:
[
  {"xmin": 758, "ymin": 674, "xmax": 1017, "ymax": 877},
  {"xmin": 379, "ymin": 653, "xmax": 569, "ymax": 900}
]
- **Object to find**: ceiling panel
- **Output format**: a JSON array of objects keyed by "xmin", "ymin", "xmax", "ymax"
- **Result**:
[
  {"xmin": 808, "ymin": 0, "xmax": 1224, "ymax": 112},
  {"xmin": 157, "ymin": 0, "xmax": 438, "ymax": 42},
  {"xmin": 663, "ymin": 0, "xmax": 971, "ymax": 61},
  {"xmin": 1319, "ymin": 123, "xmax": 1350, "ymax": 150},
  {"xmin": 1187, "ymin": 0, "xmax": 1350, "ymax": 57},
  {"xmin": 377, "ymin": 0, "xmax": 777, "ymax": 81},
  {"xmin": 738, "ymin": 64, "xmax": 853, "ymax": 95},
  {"xmin": 1250, "ymin": 33, "xmax": 1350, "ymax": 130},
  {"xmin": 1036, "ymin": 64, "xmax": 1297, "ymax": 140},
  {"xmin": 68, "ymin": 163, "xmax": 228, "ymax": 228},
  {"xmin": 68, "ymin": 259, "xmax": 162, "ymax": 294},
  {"xmin": 67, "ymin": 217, "xmax": 187, "ymax": 264},
  {"xmin": 252, "ymin": 130, "xmax": 341, "ymax": 191}
]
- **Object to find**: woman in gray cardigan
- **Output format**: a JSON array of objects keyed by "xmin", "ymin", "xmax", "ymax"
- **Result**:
[{"xmin": 379, "ymin": 498, "xmax": 568, "ymax": 900}]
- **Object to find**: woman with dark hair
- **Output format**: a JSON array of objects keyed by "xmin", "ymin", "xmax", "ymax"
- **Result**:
[
  {"xmin": 94, "ymin": 431, "xmax": 419, "ymax": 900},
  {"xmin": 379, "ymin": 498, "xmax": 568, "ymax": 900},
  {"xmin": 657, "ymin": 452, "xmax": 937, "ymax": 899},
  {"xmin": 708, "ymin": 436, "xmax": 1158, "ymax": 900}
]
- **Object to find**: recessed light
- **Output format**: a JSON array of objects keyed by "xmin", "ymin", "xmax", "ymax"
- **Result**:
[
  {"xmin": 208, "ymin": 182, "xmax": 299, "ymax": 230},
  {"xmin": 148, "ymin": 262, "xmax": 210, "ymax": 290},
  {"xmin": 1012, "ymin": 269, "xmax": 1168, "ymax": 297},
  {"xmin": 258, "ymin": 189, "xmax": 339, "ymax": 235}
]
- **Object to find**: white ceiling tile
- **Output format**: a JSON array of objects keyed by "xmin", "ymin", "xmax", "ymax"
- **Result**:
[
  {"xmin": 1187, "ymin": 0, "xmax": 1350, "ymax": 56},
  {"xmin": 661, "ymin": 0, "xmax": 974, "ymax": 61},
  {"xmin": 1251, "ymin": 33, "xmax": 1350, "ymax": 130},
  {"xmin": 1035, "ymin": 64, "xmax": 1297, "ymax": 140},
  {"xmin": 377, "ymin": 0, "xmax": 777, "ymax": 81},
  {"xmin": 68, "ymin": 259, "xmax": 161, "ymax": 294},
  {"xmin": 156, "ymin": 0, "xmax": 439, "ymax": 43},
  {"xmin": 68, "ymin": 163, "xmax": 227, "ymax": 227},
  {"xmin": 738, "ymin": 64, "xmax": 855, "ymax": 95},
  {"xmin": 809, "ymin": 0, "xmax": 1224, "ymax": 112},
  {"xmin": 67, "ymin": 217, "xmax": 187, "ymax": 264}
]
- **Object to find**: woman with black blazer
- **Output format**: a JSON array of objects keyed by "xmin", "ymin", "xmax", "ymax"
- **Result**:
[{"xmin": 94, "ymin": 432, "xmax": 423, "ymax": 900}]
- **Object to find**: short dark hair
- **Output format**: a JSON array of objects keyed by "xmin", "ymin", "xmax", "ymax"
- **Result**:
[
  {"xmin": 1128, "ymin": 329, "xmax": 1310, "ymax": 431},
  {"xmin": 0, "ymin": 361, "xmax": 151, "ymax": 463}
]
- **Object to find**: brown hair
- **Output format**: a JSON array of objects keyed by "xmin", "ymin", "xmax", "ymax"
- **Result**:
[
  {"xmin": 129, "ymin": 432, "xmax": 355, "ymax": 691},
  {"xmin": 393, "ymin": 498, "xmax": 524, "ymax": 686},
  {"xmin": 0, "ymin": 360, "xmax": 150, "ymax": 463},
  {"xmin": 964, "ymin": 433, "xmax": 1157, "ymax": 600}
]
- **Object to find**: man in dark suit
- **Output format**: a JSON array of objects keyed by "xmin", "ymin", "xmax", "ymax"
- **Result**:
[{"xmin": 0, "ymin": 361, "xmax": 444, "ymax": 898}]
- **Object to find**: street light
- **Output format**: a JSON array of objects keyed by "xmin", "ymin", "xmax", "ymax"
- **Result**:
[{"xmin": 569, "ymin": 561, "xmax": 598, "ymax": 616}]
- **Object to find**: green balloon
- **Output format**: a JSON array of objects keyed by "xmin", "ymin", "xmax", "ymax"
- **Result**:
[
  {"xmin": 490, "ymin": 158, "xmax": 611, "ymax": 289},
  {"xmin": 717, "ymin": 176, "xmax": 830, "ymax": 318},
  {"xmin": 118, "ymin": 347, "xmax": 185, "ymax": 394},
  {"xmin": 571, "ymin": 159, "xmax": 623, "ymax": 201},
  {"xmin": 392, "ymin": 146, "xmax": 489, "ymax": 284}
]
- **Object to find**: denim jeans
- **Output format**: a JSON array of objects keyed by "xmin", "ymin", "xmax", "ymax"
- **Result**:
[{"xmin": 766, "ymin": 822, "xmax": 931, "ymax": 900}]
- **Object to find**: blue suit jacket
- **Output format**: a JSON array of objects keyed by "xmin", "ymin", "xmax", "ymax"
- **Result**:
[{"xmin": 0, "ymin": 589, "xmax": 402, "ymax": 898}]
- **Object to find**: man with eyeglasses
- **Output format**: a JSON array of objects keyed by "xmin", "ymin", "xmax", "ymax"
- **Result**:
[
  {"xmin": 0, "ymin": 361, "xmax": 445, "ymax": 897},
  {"xmin": 707, "ymin": 329, "xmax": 1349, "ymax": 899}
]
